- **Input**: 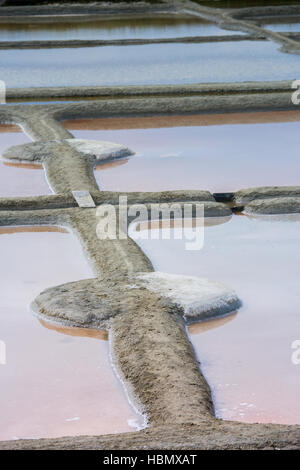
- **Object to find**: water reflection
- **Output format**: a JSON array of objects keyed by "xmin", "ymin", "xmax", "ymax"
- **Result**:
[
  {"xmin": 3, "ymin": 161, "xmax": 43, "ymax": 170},
  {"xmin": 135, "ymin": 217, "xmax": 232, "ymax": 232},
  {"xmin": 64, "ymin": 110, "xmax": 300, "ymax": 131},
  {"xmin": 0, "ymin": 124, "xmax": 21, "ymax": 133},
  {"xmin": 197, "ymin": 0, "xmax": 300, "ymax": 7},
  {"xmin": 0, "ymin": 226, "xmax": 67, "ymax": 235},
  {"xmin": 39, "ymin": 318, "xmax": 108, "ymax": 341},
  {"xmin": 261, "ymin": 19, "xmax": 300, "ymax": 33}
]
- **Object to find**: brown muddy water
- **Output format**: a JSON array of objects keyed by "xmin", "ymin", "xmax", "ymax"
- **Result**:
[
  {"xmin": 0, "ymin": 17, "xmax": 233, "ymax": 42},
  {"xmin": 129, "ymin": 214, "xmax": 300, "ymax": 425},
  {"xmin": 0, "ymin": 226, "xmax": 141, "ymax": 441},
  {"xmin": 0, "ymin": 125, "xmax": 50, "ymax": 197},
  {"xmin": 197, "ymin": 0, "xmax": 300, "ymax": 7},
  {"xmin": 67, "ymin": 113, "xmax": 300, "ymax": 193}
]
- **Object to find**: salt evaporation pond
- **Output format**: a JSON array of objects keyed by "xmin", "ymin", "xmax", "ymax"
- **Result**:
[
  {"xmin": 1, "ymin": 40, "xmax": 300, "ymax": 88},
  {"xmin": 262, "ymin": 19, "xmax": 300, "ymax": 33},
  {"xmin": 0, "ymin": 227, "xmax": 140, "ymax": 441},
  {"xmin": 0, "ymin": 17, "xmax": 233, "ymax": 42},
  {"xmin": 129, "ymin": 214, "xmax": 300, "ymax": 425},
  {"xmin": 69, "ymin": 116, "xmax": 300, "ymax": 193},
  {"xmin": 0, "ymin": 126, "xmax": 50, "ymax": 197}
]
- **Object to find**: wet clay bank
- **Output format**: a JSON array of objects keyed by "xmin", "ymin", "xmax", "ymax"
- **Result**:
[{"xmin": 0, "ymin": 0, "xmax": 300, "ymax": 451}]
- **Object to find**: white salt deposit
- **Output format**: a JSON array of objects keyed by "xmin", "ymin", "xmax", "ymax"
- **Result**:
[{"xmin": 136, "ymin": 272, "xmax": 241, "ymax": 323}]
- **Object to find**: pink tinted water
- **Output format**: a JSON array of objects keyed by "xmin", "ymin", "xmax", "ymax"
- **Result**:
[
  {"xmin": 0, "ymin": 227, "xmax": 140, "ymax": 441},
  {"xmin": 129, "ymin": 215, "xmax": 300, "ymax": 425},
  {"xmin": 0, "ymin": 127, "xmax": 50, "ymax": 197},
  {"xmin": 71, "ymin": 121, "xmax": 300, "ymax": 193}
]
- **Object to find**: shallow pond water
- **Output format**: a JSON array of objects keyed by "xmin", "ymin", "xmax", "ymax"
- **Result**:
[
  {"xmin": 197, "ymin": 0, "xmax": 300, "ymax": 7},
  {"xmin": 0, "ymin": 126, "xmax": 50, "ymax": 197},
  {"xmin": 0, "ymin": 227, "xmax": 140, "ymax": 441},
  {"xmin": 70, "ymin": 117, "xmax": 300, "ymax": 193},
  {"xmin": 1, "ymin": 40, "xmax": 300, "ymax": 88},
  {"xmin": 129, "ymin": 214, "xmax": 300, "ymax": 425},
  {"xmin": 257, "ymin": 17, "xmax": 300, "ymax": 32},
  {"xmin": 0, "ymin": 18, "xmax": 233, "ymax": 42}
]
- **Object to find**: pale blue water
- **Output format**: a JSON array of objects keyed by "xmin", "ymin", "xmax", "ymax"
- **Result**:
[{"xmin": 1, "ymin": 40, "xmax": 300, "ymax": 88}]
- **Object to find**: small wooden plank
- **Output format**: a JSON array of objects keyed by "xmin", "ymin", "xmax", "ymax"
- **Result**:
[{"xmin": 72, "ymin": 190, "xmax": 96, "ymax": 208}]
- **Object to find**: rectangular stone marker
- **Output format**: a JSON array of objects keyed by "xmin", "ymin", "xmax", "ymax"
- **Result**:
[{"xmin": 72, "ymin": 190, "xmax": 96, "ymax": 208}]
